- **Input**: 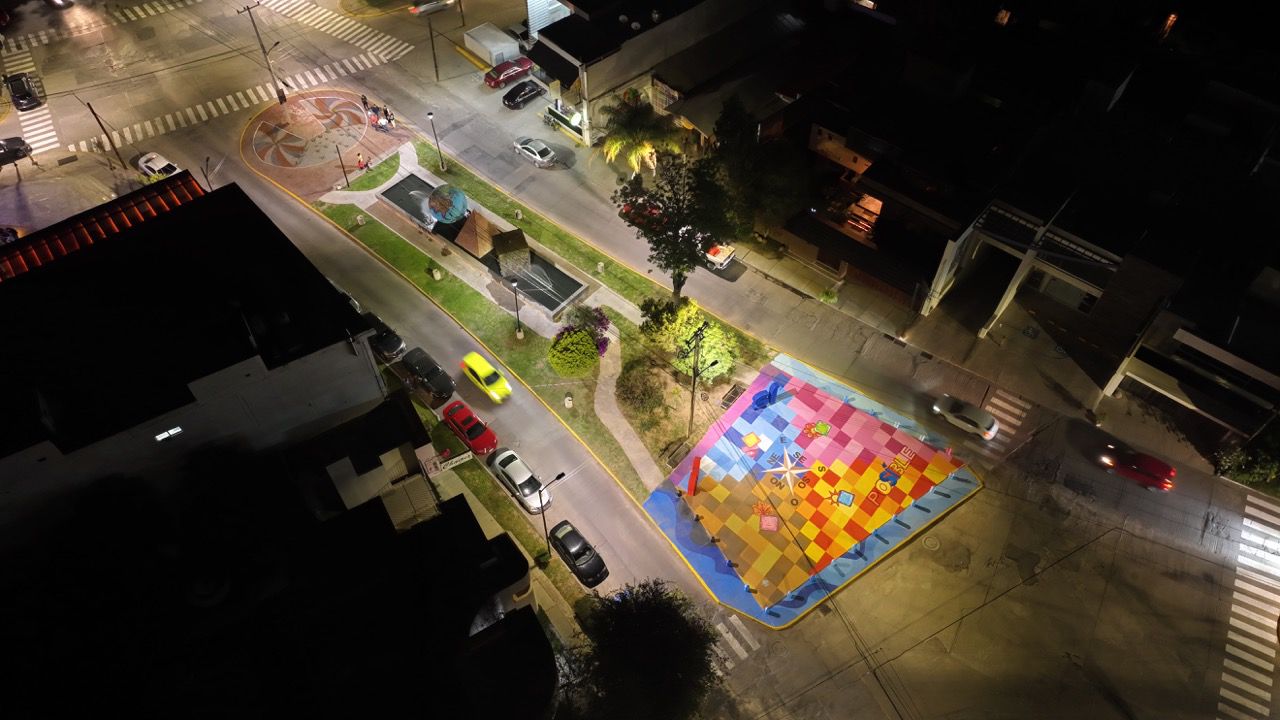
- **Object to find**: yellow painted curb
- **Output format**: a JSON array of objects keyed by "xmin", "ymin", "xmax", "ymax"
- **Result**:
[{"xmin": 454, "ymin": 44, "xmax": 490, "ymax": 71}]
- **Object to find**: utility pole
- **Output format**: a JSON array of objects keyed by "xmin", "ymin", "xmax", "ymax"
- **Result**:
[
  {"xmin": 239, "ymin": 3, "xmax": 286, "ymax": 104},
  {"xmin": 86, "ymin": 102, "xmax": 126, "ymax": 171},
  {"xmin": 681, "ymin": 321, "xmax": 716, "ymax": 435}
]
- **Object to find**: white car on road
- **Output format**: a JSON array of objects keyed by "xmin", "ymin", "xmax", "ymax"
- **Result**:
[
  {"xmin": 137, "ymin": 152, "xmax": 179, "ymax": 178},
  {"xmin": 932, "ymin": 394, "xmax": 999, "ymax": 440},
  {"xmin": 487, "ymin": 447, "xmax": 550, "ymax": 513}
]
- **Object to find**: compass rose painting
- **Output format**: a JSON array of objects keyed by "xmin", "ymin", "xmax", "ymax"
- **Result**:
[{"xmin": 669, "ymin": 355, "xmax": 967, "ymax": 609}]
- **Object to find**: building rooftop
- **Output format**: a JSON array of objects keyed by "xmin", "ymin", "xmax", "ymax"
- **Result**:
[
  {"xmin": 539, "ymin": 0, "xmax": 709, "ymax": 64},
  {"xmin": 0, "ymin": 178, "xmax": 367, "ymax": 455}
]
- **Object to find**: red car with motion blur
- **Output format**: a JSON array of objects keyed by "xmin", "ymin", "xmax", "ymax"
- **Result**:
[{"xmin": 1097, "ymin": 443, "xmax": 1176, "ymax": 492}]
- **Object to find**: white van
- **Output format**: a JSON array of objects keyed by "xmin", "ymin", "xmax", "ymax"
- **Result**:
[{"xmin": 706, "ymin": 244, "xmax": 736, "ymax": 270}]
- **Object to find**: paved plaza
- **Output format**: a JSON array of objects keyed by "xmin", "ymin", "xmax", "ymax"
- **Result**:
[{"xmin": 646, "ymin": 355, "xmax": 984, "ymax": 627}]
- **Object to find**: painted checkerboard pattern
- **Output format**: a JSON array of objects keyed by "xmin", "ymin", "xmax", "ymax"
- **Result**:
[{"xmin": 686, "ymin": 366, "xmax": 964, "ymax": 608}]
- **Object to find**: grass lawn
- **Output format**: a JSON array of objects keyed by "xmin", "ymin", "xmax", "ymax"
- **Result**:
[
  {"xmin": 316, "ymin": 201, "xmax": 645, "ymax": 500},
  {"xmin": 345, "ymin": 152, "xmax": 400, "ymax": 192}
]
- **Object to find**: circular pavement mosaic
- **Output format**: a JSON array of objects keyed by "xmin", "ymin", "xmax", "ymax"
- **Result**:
[{"xmin": 251, "ymin": 96, "xmax": 367, "ymax": 168}]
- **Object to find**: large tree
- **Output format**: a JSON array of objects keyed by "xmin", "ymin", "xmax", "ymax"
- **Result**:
[
  {"xmin": 640, "ymin": 298, "xmax": 737, "ymax": 383},
  {"xmin": 560, "ymin": 580, "xmax": 720, "ymax": 720},
  {"xmin": 712, "ymin": 95, "xmax": 812, "ymax": 238},
  {"xmin": 600, "ymin": 89, "xmax": 683, "ymax": 176},
  {"xmin": 613, "ymin": 153, "xmax": 733, "ymax": 297}
]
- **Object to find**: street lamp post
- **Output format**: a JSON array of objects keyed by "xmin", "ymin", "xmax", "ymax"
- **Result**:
[
  {"xmin": 689, "ymin": 358, "xmax": 719, "ymax": 435},
  {"xmin": 238, "ymin": 4, "xmax": 286, "ymax": 104},
  {"xmin": 510, "ymin": 278, "xmax": 523, "ymax": 339},
  {"xmin": 538, "ymin": 471, "xmax": 566, "ymax": 564},
  {"xmin": 427, "ymin": 111, "xmax": 447, "ymax": 172}
]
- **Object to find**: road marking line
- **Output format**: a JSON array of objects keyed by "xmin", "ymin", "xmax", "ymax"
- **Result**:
[
  {"xmin": 236, "ymin": 91, "xmax": 250, "ymax": 107},
  {"xmin": 1243, "ymin": 530, "xmax": 1280, "ymax": 554},
  {"xmin": 1245, "ymin": 504, "xmax": 1280, "ymax": 529},
  {"xmin": 1239, "ymin": 566, "xmax": 1280, "ymax": 592},
  {"xmin": 1226, "ymin": 643, "xmax": 1276, "ymax": 672},
  {"xmin": 1245, "ymin": 517, "xmax": 1280, "ymax": 541},
  {"xmin": 111, "ymin": 130, "xmax": 122, "ymax": 147},
  {"xmin": 1225, "ymin": 658, "xmax": 1273, "ymax": 687},
  {"xmin": 1217, "ymin": 701, "xmax": 1257, "ymax": 720},
  {"xmin": 187, "ymin": 107, "xmax": 200, "ymax": 124},
  {"xmin": 1233, "ymin": 603, "xmax": 1278, "ymax": 631},
  {"xmin": 196, "ymin": 104, "xmax": 209, "ymax": 121},
  {"xmin": 728, "ymin": 615, "xmax": 760, "ymax": 650},
  {"xmin": 1222, "ymin": 671, "xmax": 1271, "ymax": 702},
  {"xmin": 122, "ymin": 126, "xmax": 133, "ymax": 143},
  {"xmin": 341, "ymin": 58, "xmax": 357, "ymax": 73},
  {"xmin": 1229, "ymin": 630, "xmax": 1278, "ymax": 658},
  {"xmin": 716, "ymin": 622, "xmax": 749, "ymax": 660},
  {"xmin": 215, "ymin": 98, "xmax": 229, "ymax": 114},
  {"xmin": 323, "ymin": 63, "xmax": 337, "ymax": 79},
  {"xmin": 1230, "ymin": 616, "xmax": 1278, "ymax": 643},
  {"xmin": 1234, "ymin": 590, "xmax": 1280, "ymax": 617},
  {"xmin": 1237, "ymin": 553, "xmax": 1280, "ymax": 579},
  {"xmin": 1221, "ymin": 684, "xmax": 1271, "ymax": 711},
  {"xmin": 225, "ymin": 94, "xmax": 240, "ymax": 110},
  {"xmin": 1250, "ymin": 493, "xmax": 1280, "ymax": 517},
  {"xmin": 165, "ymin": 113, "xmax": 176, "ymax": 131},
  {"xmin": 304, "ymin": 70, "xmax": 319, "ymax": 85},
  {"xmin": 709, "ymin": 642, "xmax": 734, "ymax": 671},
  {"xmin": 1237, "ymin": 576, "xmax": 1280, "ymax": 605}
]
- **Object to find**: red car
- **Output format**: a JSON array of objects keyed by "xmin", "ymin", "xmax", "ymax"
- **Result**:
[
  {"xmin": 443, "ymin": 400, "xmax": 498, "ymax": 455},
  {"xmin": 1098, "ymin": 443, "xmax": 1176, "ymax": 491},
  {"xmin": 484, "ymin": 57, "xmax": 534, "ymax": 88}
]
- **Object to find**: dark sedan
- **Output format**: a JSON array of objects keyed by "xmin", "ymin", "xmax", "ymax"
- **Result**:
[
  {"xmin": 402, "ymin": 347, "xmax": 455, "ymax": 403},
  {"xmin": 502, "ymin": 80, "xmax": 545, "ymax": 109},
  {"xmin": 364, "ymin": 315, "xmax": 407, "ymax": 362},
  {"xmin": 4, "ymin": 73, "xmax": 40, "ymax": 111},
  {"xmin": 550, "ymin": 520, "xmax": 609, "ymax": 588}
]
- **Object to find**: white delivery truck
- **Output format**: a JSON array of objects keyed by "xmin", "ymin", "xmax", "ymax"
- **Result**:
[{"xmin": 464, "ymin": 23, "xmax": 520, "ymax": 66}]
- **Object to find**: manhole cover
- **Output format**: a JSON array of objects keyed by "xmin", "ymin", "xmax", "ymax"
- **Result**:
[{"xmin": 922, "ymin": 536, "xmax": 940, "ymax": 551}]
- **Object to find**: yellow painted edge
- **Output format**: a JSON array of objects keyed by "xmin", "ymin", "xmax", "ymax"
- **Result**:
[{"xmin": 454, "ymin": 44, "xmax": 491, "ymax": 71}]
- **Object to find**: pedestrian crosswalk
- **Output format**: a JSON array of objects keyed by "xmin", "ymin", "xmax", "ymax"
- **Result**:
[
  {"xmin": 0, "ymin": 0, "xmax": 207, "ymax": 54},
  {"xmin": 259, "ymin": 0, "xmax": 414, "ymax": 62},
  {"xmin": 962, "ymin": 387, "xmax": 1031, "ymax": 461},
  {"xmin": 1218, "ymin": 493, "xmax": 1280, "ymax": 720},
  {"xmin": 1, "ymin": 49, "xmax": 60, "ymax": 154},
  {"xmin": 710, "ymin": 613, "xmax": 761, "ymax": 676},
  {"xmin": 67, "ymin": 51, "xmax": 386, "ymax": 154}
]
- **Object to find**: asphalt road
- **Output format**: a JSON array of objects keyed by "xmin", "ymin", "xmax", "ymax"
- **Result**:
[{"xmin": 1, "ymin": 1, "xmax": 1273, "ymax": 718}]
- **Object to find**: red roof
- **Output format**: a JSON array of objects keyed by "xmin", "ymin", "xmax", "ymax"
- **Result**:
[{"xmin": 0, "ymin": 171, "xmax": 205, "ymax": 284}]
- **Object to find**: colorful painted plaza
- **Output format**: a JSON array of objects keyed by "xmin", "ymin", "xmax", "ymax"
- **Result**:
[{"xmin": 644, "ymin": 355, "xmax": 983, "ymax": 627}]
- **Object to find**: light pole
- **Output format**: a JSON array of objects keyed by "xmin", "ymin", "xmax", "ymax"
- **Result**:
[
  {"xmin": 538, "ymin": 471, "xmax": 566, "ymax": 564},
  {"xmin": 238, "ymin": 4, "xmax": 286, "ymax": 104},
  {"xmin": 510, "ymin": 278, "xmax": 523, "ymax": 339},
  {"xmin": 427, "ymin": 111, "xmax": 446, "ymax": 172},
  {"xmin": 689, "ymin": 359, "xmax": 719, "ymax": 435}
]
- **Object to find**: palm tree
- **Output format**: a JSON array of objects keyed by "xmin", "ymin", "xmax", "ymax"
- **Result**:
[{"xmin": 599, "ymin": 90, "xmax": 682, "ymax": 176}]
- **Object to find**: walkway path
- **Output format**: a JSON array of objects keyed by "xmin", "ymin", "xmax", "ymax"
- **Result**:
[{"xmin": 594, "ymin": 342, "xmax": 666, "ymax": 492}]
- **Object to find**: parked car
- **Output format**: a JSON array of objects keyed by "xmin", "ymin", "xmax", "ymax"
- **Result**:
[
  {"xmin": 550, "ymin": 520, "xmax": 609, "ymax": 588},
  {"xmin": 487, "ymin": 447, "xmax": 550, "ymax": 513},
  {"xmin": 706, "ymin": 244, "xmax": 736, "ymax": 270},
  {"xmin": 512, "ymin": 137, "xmax": 556, "ymax": 168},
  {"xmin": 1098, "ymin": 443, "xmax": 1176, "ymax": 492},
  {"xmin": 502, "ymin": 79, "xmax": 545, "ymax": 109},
  {"xmin": 408, "ymin": 0, "xmax": 455, "ymax": 15},
  {"xmin": 504, "ymin": 19, "xmax": 533, "ymax": 51},
  {"xmin": 0, "ymin": 137, "xmax": 32, "ymax": 164},
  {"xmin": 931, "ymin": 394, "xmax": 999, "ymax": 440},
  {"xmin": 402, "ymin": 347, "xmax": 455, "ymax": 402},
  {"xmin": 442, "ymin": 400, "xmax": 497, "ymax": 455},
  {"xmin": 484, "ymin": 56, "xmax": 534, "ymax": 88},
  {"xmin": 137, "ymin": 152, "xmax": 179, "ymax": 178},
  {"xmin": 4, "ymin": 73, "xmax": 41, "ymax": 111},
  {"xmin": 364, "ymin": 314, "xmax": 407, "ymax": 361},
  {"xmin": 461, "ymin": 351, "xmax": 512, "ymax": 402}
]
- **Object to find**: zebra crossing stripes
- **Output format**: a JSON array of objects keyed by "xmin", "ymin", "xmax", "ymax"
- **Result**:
[
  {"xmin": 67, "ymin": 52, "xmax": 384, "ymax": 154},
  {"xmin": 710, "ymin": 614, "xmax": 761, "ymax": 676},
  {"xmin": 1, "ymin": 49, "xmax": 61, "ymax": 154},
  {"xmin": 961, "ymin": 387, "xmax": 1030, "ymax": 461},
  {"xmin": 1217, "ymin": 493, "xmax": 1280, "ymax": 720},
  {"xmin": 259, "ymin": 0, "xmax": 414, "ymax": 61},
  {"xmin": 0, "ymin": 0, "xmax": 206, "ymax": 54}
]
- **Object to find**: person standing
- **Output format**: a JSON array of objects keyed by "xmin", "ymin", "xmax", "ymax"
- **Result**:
[
  {"xmin": 387, "ymin": 110, "xmax": 396, "ymax": 129},
  {"xmin": 356, "ymin": 152, "xmax": 365, "ymax": 170},
  {"xmin": 360, "ymin": 94, "xmax": 369, "ymax": 112}
]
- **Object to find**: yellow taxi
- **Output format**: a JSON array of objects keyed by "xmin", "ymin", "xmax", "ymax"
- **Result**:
[{"xmin": 461, "ymin": 351, "xmax": 512, "ymax": 403}]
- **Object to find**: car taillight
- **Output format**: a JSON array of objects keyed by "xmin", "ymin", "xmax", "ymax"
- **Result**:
[
  {"xmin": 1168, "ymin": 468, "xmax": 1177, "ymax": 478},
  {"xmin": 1162, "ymin": 480, "xmax": 1174, "ymax": 490}
]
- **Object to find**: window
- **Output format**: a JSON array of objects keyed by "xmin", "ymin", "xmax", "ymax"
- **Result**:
[
  {"xmin": 154, "ymin": 426, "xmax": 183, "ymax": 441},
  {"xmin": 994, "ymin": 8, "xmax": 1011, "ymax": 26}
]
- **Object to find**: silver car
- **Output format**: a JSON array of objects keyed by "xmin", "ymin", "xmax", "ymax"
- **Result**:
[
  {"xmin": 513, "ymin": 137, "xmax": 556, "ymax": 168},
  {"xmin": 931, "ymin": 394, "xmax": 999, "ymax": 440},
  {"xmin": 487, "ymin": 447, "xmax": 550, "ymax": 513}
]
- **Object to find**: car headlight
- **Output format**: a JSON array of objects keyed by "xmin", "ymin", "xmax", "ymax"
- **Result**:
[{"xmin": 1099, "ymin": 455, "xmax": 1114, "ymax": 467}]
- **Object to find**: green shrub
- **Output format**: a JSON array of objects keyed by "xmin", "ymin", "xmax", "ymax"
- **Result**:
[
  {"xmin": 548, "ymin": 327, "xmax": 601, "ymax": 377},
  {"xmin": 617, "ymin": 360, "xmax": 663, "ymax": 414}
]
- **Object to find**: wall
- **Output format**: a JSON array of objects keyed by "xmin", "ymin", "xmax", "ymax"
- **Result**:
[{"xmin": 0, "ymin": 332, "xmax": 386, "ymax": 529}]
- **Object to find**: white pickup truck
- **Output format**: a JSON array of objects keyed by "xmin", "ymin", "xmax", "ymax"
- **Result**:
[{"xmin": 706, "ymin": 244, "xmax": 736, "ymax": 270}]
